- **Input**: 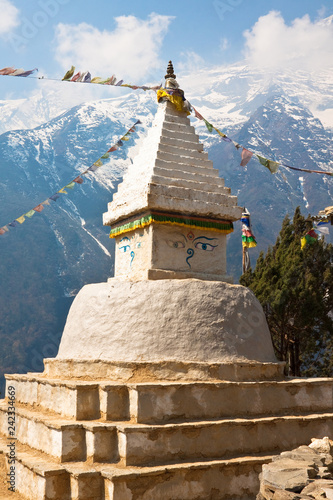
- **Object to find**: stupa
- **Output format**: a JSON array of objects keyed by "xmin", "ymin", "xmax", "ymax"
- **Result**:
[{"xmin": 0, "ymin": 62, "xmax": 333, "ymax": 500}]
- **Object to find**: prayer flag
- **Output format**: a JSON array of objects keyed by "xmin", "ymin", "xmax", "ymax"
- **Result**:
[
  {"xmin": 0, "ymin": 67, "xmax": 15, "ymax": 75},
  {"xmin": 194, "ymin": 108, "xmax": 204, "ymax": 120},
  {"xmin": 301, "ymin": 229, "xmax": 318, "ymax": 249},
  {"xmin": 117, "ymin": 140, "xmax": 123, "ymax": 147},
  {"xmin": 49, "ymin": 194, "xmax": 60, "ymax": 202},
  {"xmin": 33, "ymin": 204, "xmax": 44, "ymax": 212},
  {"xmin": 88, "ymin": 164, "xmax": 99, "ymax": 172},
  {"xmin": 240, "ymin": 148, "xmax": 253, "ymax": 167},
  {"xmin": 204, "ymin": 120, "xmax": 213, "ymax": 133},
  {"xmin": 16, "ymin": 215, "xmax": 25, "ymax": 224},
  {"xmin": 107, "ymin": 146, "xmax": 118, "ymax": 152},
  {"xmin": 91, "ymin": 77, "xmax": 103, "ymax": 83},
  {"xmin": 58, "ymin": 188, "xmax": 67, "ymax": 194},
  {"xmin": 71, "ymin": 72, "xmax": 81, "ymax": 82},
  {"xmin": 73, "ymin": 176, "xmax": 84, "ymax": 184},
  {"xmin": 8, "ymin": 220, "xmax": 18, "ymax": 227},
  {"xmin": 101, "ymin": 153, "xmax": 110, "ymax": 159},
  {"xmin": 257, "ymin": 155, "xmax": 279, "ymax": 174},
  {"xmin": 62, "ymin": 66, "xmax": 75, "ymax": 81},
  {"xmin": 134, "ymin": 119, "xmax": 142, "ymax": 125},
  {"xmin": 83, "ymin": 72, "xmax": 91, "ymax": 83},
  {"xmin": 42, "ymin": 199, "xmax": 50, "ymax": 206},
  {"xmin": 314, "ymin": 222, "xmax": 329, "ymax": 235},
  {"xmin": 115, "ymin": 80, "xmax": 124, "ymax": 86},
  {"xmin": 233, "ymin": 141, "xmax": 242, "ymax": 150},
  {"xmin": 15, "ymin": 68, "xmax": 38, "ymax": 77},
  {"xmin": 0, "ymin": 228, "xmax": 6, "ymax": 235},
  {"xmin": 0, "ymin": 226, "xmax": 9, "ymax": 233},
  {"xmin": 25, "ymin": 210, "xmax": 35, "ymax": 218},
  {"xmin": 121, "ymin": 136, "xmax": 130, "ymax": 141},
  {"xmin": 65, "ymin": 182, "xmax": 75, "ymax": 189}
]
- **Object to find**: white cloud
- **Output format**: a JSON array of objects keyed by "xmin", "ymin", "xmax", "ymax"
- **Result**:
[
  {"xmin": 243, "ymin": 11, "xmax": 333, "ymax": 72},
  {"xmin": 219, "ymin": 37, "xmax": 230, "ymax": 52},
  {"xmin": 54, "ymin": 13, "xmax": 174, "ymax": 82},
  {"xmin": 178, "ymin": 51, "xmax": 205, "ymax": 74},
  {"xmin": 0, "ymin": 0, "xmax": 20, "ymax": 35}
]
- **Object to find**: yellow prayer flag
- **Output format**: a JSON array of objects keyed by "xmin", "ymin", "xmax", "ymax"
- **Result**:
[
  {"xmin": 91, "ymin": 77, "xmax": 103, "ymax": 83},
  {"xmin": 16, "ymin": 215, "xmax": 25, "ymax": 224}
]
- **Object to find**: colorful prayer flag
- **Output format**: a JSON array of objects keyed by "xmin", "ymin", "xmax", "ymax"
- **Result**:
[
  {"xmin": 301, "ymin": 229, "xmax": 318, "ymax": 248},
  {"xmin": 240, "ymin": 148, "xmax": 253, "ymax": 167},
  {"xmin": 33, "ymin": 204, "xmax": 44, "ymax": 212},
  {"xmin": 257, "ymin": 155, "xmax": 280, "ymax": 174},
  {"xmin": 25, "ymin": 210, "xmax": 35, "ymax": 218},
  {"xmin": 49, "ymin": 193, "xmax": 60, "ymax": 202},
  {"xmin": 73, "ymin": 176, "xmax": 84, "ymax": 184},
  {"xmin": 62, "ymin": 66, "xmax": 75, "ymax": 81}
]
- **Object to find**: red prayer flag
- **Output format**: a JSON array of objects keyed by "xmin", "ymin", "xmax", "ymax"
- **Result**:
[
  {"xmin": 73, "ymin": 176, "xmax": 84, "ymax": 184},
  {"xmin": 194, "ymin": 108, "xmax": 204, "ymax": 120},
  {"xmin": 0, "ymin": 228, "xmax": 6, "ymax": 235},
  {"xmin": 107, "ymin": 146, "xmax": 118, "ymax": 152},
  {"xmin": 33, "ymin": 204, "xmax": 44, "ymax": 213},
  {"xmin": 240, "ymin": 148, "xmax": 253, "ymax": 167}
]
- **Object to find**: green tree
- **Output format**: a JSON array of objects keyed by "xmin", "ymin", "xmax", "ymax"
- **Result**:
[{"xmin": 240, "ymin": 207, "xmax": 333, "ymax": 377}]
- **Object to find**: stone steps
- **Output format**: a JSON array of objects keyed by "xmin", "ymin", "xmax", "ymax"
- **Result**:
[
  {"xmin": 154, "ymin": 157, "xmax": 218, "ymax": 176},
  {"xmin": 160, "ymin": 134, "xmax": 204, "ymax": 152},
  {"xmin": 0, "ymin": 434, "xmax": 274, "ymax": 499},
  {"xmin": 2, "ymin": 400, "xmax": 333, "ymax": 468},
  {"xmin": 148, "ymin": 183, "xmax": 238, "ymax": 207},
  {"xmin": 161, "ymin": 126, "xmax": 200, "ymax": 144},
  {"xmin": 150, "ymin": 174, "xmax": 231, "ymax": 195},
  {"xmin": 156, "ymin": 150, "xmax": 213, "ymax": 169},
  {"xmin": 6, "ymin": 375, "xmax": 333, "ymax": 425},
  {"xmin": 148, "ymin": 191, "xmax": 242, "ymax": 220},
  {"xmin": 158, "ymin": 143, "xmax": 209, "ymax": 161},
  {"xmin": 153, "ymin": 165, "xmax": 226, "ymax": 186},
  {"xmin": 0, "ymin": 402, "xmax": 88, "ymax": 462},
  {"xmin": 117, "ymin": 413, "xmax": 333, "ymax": 466}
]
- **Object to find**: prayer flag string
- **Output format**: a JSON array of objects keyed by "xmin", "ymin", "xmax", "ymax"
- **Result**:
[
  {"xmin": 190, "ymin": 105, "xmax": 333, "ymax": 178},
  {"xmin": 0, "ymin": 120, "xmax": 141, "ymax": 236},
  {"xmin": 0, "ymin": 66, "xmax": 162, "ymax": 92}
]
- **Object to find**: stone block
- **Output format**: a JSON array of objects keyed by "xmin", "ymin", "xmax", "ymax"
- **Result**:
[
  {"xmin": 100, "ymin": 385, "xmax": 130, "ymax": 421},
  {"xmin": 84, "ymin": 425, "xmax": 118, "ymax": 463}
]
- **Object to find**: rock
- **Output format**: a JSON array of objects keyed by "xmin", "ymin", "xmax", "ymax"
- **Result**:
[
  {"xmin": 274, "ymin": 446, "xmax": 325, "ymax": 468},
  {"xmin": 301, "ymin": 479, "xmax": 333, "ymax": 498},
  {"xmin": 261, "ymin": 458, "xmax": 318, "ymax": 493},
  {"xmin": 272, "ymin": 491, "xmax": 311, "ymax": 499},
  {"xmin": 323, "ymin": 488, "xmax": 333, "ymax": 499},
  {"xmin": 310, "ymin": 437, "xmax": 333, "ymax": 456}
]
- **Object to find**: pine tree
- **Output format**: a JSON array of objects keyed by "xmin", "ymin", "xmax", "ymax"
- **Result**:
[{"xmin": 240, "ymin": 207, "xmax": 333, "ymax": 376}]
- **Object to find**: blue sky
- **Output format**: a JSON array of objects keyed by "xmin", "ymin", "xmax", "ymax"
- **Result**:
[{"xmin": 0, "ymin": 0, "xmax": 332, "ymax": 100}]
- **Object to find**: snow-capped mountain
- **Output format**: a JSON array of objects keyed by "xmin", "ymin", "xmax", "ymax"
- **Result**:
[{"xmin": 0, "ymin": 62, "xmax": 332, "ymax": 390}]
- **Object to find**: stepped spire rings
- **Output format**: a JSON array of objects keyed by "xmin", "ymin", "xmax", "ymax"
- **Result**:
[{"xmin": 165, "ymin": 60, "xmax": 176, "ymax": 80}]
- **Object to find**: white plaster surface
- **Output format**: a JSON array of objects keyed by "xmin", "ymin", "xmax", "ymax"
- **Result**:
[
  {"xmin": 56, "ymin": 279, "xmax": 277, "ymax": 363},
  {"xmin": 103, "ymin": 101, "xmax": 242, "ymax": 226}
]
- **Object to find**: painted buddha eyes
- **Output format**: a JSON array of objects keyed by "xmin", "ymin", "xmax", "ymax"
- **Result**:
[
  {"xmin": 195, "ymin": 241, "xmax": 217, "ymax": 251},
  {"xmin": 167, "ymin": 240, "xmax": 185, "ymax": 249}
]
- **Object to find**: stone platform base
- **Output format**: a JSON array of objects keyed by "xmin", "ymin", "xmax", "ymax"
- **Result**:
[
  {"xmin": 42, "ymin": 358, "xmax": 286, "ymax": 382},
  {"xmin": 1, "ymin": 367, "xmax": 333, "ymax": 499}
]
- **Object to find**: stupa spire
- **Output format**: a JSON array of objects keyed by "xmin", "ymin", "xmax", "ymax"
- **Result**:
[
  {"xmin": 103, "ymin": 63, "xmax": 242, "ymax": 282},
  {"xmin": 165, "ymin": 60, "xmax": 176, "ymax": 80}
]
